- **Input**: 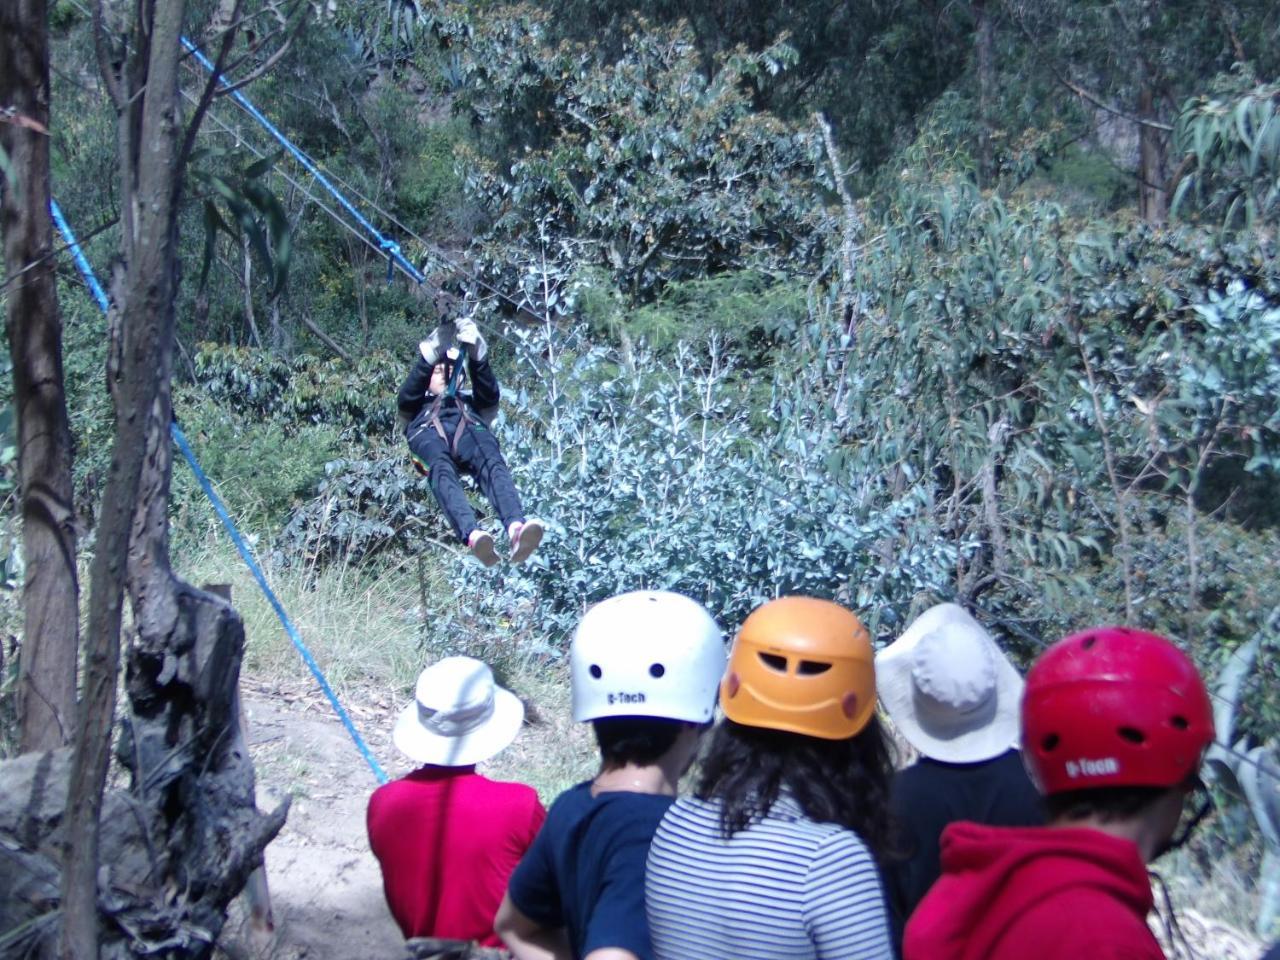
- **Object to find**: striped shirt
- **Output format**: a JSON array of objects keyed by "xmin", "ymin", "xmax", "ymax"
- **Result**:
[{"xmin": 645, "ymin": 794, "xmax": 894, "ymax": 960}]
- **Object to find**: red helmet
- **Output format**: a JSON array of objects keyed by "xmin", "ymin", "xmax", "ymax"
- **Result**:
[{"xmin": 1023, "ymin": 627, "xmax": 1214, "ymax": 795}]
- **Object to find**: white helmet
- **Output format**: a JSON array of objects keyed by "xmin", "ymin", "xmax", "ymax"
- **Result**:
[{"xmin": 571, "ymin": 591, "xmax": 727, "ymax": 724}]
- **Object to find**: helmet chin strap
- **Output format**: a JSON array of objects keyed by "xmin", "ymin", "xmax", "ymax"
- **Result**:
[{"xmin": 1155, "ymin": 776, "xmax": 1214, "ymax": 858}]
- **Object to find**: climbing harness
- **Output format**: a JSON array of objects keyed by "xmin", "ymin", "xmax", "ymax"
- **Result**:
[{"xmin": 408, "ymin": 344, "xmax": 476, "ymax": 465}]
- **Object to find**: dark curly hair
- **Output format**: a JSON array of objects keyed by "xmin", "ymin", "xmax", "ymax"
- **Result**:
[{"xmin": 694, "ymin": 716, "xmax": 899, "ymax": 860}]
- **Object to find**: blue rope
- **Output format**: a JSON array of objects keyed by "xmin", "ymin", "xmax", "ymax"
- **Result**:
[
  {"xmin": 50, "ymin": 200, "xmax": 110, "ymax": 313},
  {"xmin": 181, "ymin": 37, "xmax": 424, "ymax": 286},
  {"xmin": 49, "ymin": 199, "xmax": 390, "ymax": 785},
  {"xmin": 171, "ymin": 424, "xmax": 389, "ymax": 784}
]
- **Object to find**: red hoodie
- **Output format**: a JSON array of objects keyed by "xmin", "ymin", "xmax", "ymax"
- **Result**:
[{"xmin": 904, "ymin": 822, "xmax": 1164, "ymax": 960}]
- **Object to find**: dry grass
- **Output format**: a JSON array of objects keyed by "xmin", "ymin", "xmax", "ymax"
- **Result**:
[
  {"xmin": 174, "ymin": 534, "xmax": 597, "ymax": 804},
  {"xmin": 173, "ymin": 538, "xmax": 427, "ymax": 698}
]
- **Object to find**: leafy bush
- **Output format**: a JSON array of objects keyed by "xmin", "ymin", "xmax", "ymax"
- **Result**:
[
  {"xmin": 170, "ymin": 401, "xmax": 344, "ymax": 532},
  {"xmin": 273, "ymin": 451, "xmax": 442, "ymax": 567},
  {"xmin": 188, "ymin": 342, "xmax": 402, "ymax": 439},
  {"xmin": 1173, "ymin": 70, "xmax": 1280, "ymax": 229}
]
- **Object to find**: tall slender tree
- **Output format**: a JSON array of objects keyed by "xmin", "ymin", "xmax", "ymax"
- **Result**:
[
  {"xmin": 0, "ymin": 0, "xmax": 80, "ymax": 753},
  {"xmin": 60, "ymin": 1, "xmax": 301, "ymax": 955}
]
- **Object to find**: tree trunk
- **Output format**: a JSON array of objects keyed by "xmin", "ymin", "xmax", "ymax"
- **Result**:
[
  {"xmin": 60, "ymin": 1, "xmax": 190, "ymax": 955},
  {"xmin": 974, "ymin": 0, "xmax": 996, "ymax": 188},
  {"xmin": 1137, "ymin": 83, "xmax": 1167, "ymax": 223},
  {"xmin": 0, "ymin": 0, "xmax": 80, "ymax": 753},
  {"xmin": 61, "ymin": 2, "xmax": 292, "ymax": 955}
]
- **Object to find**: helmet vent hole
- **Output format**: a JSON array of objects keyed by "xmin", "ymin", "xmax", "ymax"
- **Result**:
[
  {"xmin": 1170, "ymin": 715, "xmax": 1189, "ymax": 730},
  {"xmin": 589, "ymin": 664, "xmax": 603, "ymax": 680},
  {"xmin": 797, "ymin": 660, "xmax": 832, "ymax": 676},
  {"xmin": 758, "ymin": 653, "xmax": 788, "ymax": 673},
  {"xmin": 1118, "ymin": 726, "xmax": 1145, "ymax": 744},
  {"xmin": 649, "ymin": 663, "xmax": 666, "ymax": 678},
  {"xmin": 1041, "ymin": 734, "xmax": 1060, "ymax": 752},
  {"xmin": 1080, "ymin": 634, "xmax": 1098, "ymax": 650}
]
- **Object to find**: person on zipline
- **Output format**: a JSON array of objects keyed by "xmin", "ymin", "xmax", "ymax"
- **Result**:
[{"xmin": 398, "ymin": 295, "xmax": 542, "ymax": 566}]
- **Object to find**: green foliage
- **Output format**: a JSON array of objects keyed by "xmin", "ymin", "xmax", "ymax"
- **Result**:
[
  {"xmin": 1173, "ymin": 71, "xmax": 1280, "ymax": 228},
  {"xmin": 274, "ymin": 452, "xmax": 438, "ymax": 566},
  {"xmin": 444, "ymin": 9, "xmax": 828, "ymax": 307},
  {"xmin": 171, "ymin": 404, "xmax": 343, "ymax": 531},
  {"xmin": 187, "ymin": 343, "xmax": 402, "ymax": 439},
  {"xmin": 189, "ymin": 146, "xmax": 294, "ymax": 294}
]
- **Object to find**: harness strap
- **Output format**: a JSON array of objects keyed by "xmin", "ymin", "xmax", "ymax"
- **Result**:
[
  {"xmin": 410, "ymin": 343, "xmax": 475, "ymax": 460},
  {"xmin": 426, "ymin": 394, "xmax": 475, "ymax": 460}
]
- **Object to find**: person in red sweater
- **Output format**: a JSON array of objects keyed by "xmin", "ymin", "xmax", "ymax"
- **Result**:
[
  {"xmin": 367, "ymin": 656, "xmax": 546, "ymax": 949},
  {"xmin": 904, "ymin": 626, "xmax": 1216, "ymax": 960}
]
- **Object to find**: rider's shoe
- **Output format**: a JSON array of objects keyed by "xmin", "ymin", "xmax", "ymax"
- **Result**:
[
  {"xmin": 508, "ymin": 519, "xmax": 544, "ymax": 564},
  {"xmin": 467, "ymin": 529, "xmax": 499, "ymax": 567}
]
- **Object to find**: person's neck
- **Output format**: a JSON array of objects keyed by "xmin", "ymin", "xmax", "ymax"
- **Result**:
[
  {"xmin": 1050, "ymin": 813, "xmax": 1162, "ymax": 863},
  {"xmin": 592, "ymin": 761, "xmax": 679, "ymax": 797}
]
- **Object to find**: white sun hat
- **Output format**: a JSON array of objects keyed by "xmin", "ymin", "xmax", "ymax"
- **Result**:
[
  {"xmin": 392, "ymin": 656, "xmax": 525, "ymax": 766},
  {"xmin": 876, "ymin": 603, "xmax": 1023, "ymax": 764}
]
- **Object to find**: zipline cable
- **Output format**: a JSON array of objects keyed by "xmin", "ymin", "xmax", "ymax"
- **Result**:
[
  {"xmin": 49, "ymin": 196, "xmax": 390, "ymax": 786},
  {"xmin": 181, "ymin": 36, "xmax": 423, "ymax": 285},
  {"xmin": 178, "ymin": 39, "xmax": 564, "ymax": 323},
  {"xmin": 184, "ymin": 85, "xmax": 541, "ymax": 365}
]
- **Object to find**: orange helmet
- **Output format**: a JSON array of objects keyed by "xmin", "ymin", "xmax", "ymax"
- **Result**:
[{"xmin": 720, "ymin": 597, "xmax": 876, "ymax": 740}]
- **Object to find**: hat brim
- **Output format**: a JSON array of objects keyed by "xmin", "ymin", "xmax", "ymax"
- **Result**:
[
  {"xmin": 392, "ymin": 687, "xmax": 524, "ymax": 766},
  {"xmin": 876, "ymin": 605, "xmax": 1023, "ymax": 763}
]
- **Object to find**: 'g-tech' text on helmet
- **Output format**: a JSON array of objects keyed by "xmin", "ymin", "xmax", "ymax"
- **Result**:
[
  {"xmin": 571, "ymin": 591, "xmax": 727, "ymax": 724},
  {"xmin": 721, "ymin": 596, "xmax": 876, "ymax": 740},
  {"xmin": 1023, "ymin": 626, "xmax": 1214, "ymax": 795}
]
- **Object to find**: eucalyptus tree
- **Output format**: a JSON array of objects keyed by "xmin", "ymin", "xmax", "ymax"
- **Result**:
[
  {"xmin": 57, "ymin": 1, "xmax": 301, "ymax": 956},
  {"xmin": 1008, "ymin": 0, "xmax": 1280, "ymax": 221},
  {"xmin": 0, "ymin": 0, "xmax": 80, "ymax": 754}
]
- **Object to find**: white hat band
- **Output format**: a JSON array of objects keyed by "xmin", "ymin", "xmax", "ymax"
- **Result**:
[{"xmin": 418, "ymin": 693, "xmax": 495, "ymax": 737}]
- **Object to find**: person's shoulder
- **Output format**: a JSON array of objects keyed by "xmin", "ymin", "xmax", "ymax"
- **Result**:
[
  {"xmin": 470, "ymin": 774, "xmax": 543, "ymax": 807},
  {"xmin": 803, "ymin": 822, "xmax": 876, "ymax": 871},
  {"xmin": 541, "ymin": 780, "xmax": 596, "ymax": 822},
  {"xmin": 1012, "ymin": 888, "xmax": 1160, "ymax": 953}
]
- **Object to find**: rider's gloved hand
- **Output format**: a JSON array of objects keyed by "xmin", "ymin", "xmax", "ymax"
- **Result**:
[
  {"xmin": 419, "ymin": 321, "xmax": 456, "ymax": 365},
  {"xmin": 455, "ymin": 316, "xmax": 488, "ymax": 362}
]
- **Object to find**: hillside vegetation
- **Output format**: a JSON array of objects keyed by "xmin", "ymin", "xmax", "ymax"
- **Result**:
[{"xmin": 2, "ymin": 0, "xmax": 1279, "ymax": 942}]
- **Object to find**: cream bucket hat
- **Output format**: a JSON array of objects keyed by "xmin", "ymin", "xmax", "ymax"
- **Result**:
[
  {"xmin": 876, "ymin": 603, "xmax": 1022, "ymax": 763},
  {"xmin": 392, "ymin": 656, "xmax": 524, "ymax": 766}
]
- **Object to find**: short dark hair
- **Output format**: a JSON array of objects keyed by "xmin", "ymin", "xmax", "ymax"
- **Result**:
[
  {"xmin": 592, "ymin": 716, "xmax": 688, "ymax": 769},
  {"xmin": 1045, "ymin": 785, "xmax": 1170, "ymax": 823},
  {"xmin": 694, "ymin": 716, "xmax": 898, "ymax": 860}
]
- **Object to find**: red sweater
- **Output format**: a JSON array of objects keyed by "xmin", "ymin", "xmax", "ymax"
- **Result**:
[
  {"xmin": 367, "ymin": 767, "xmax": 546, "ymax": 946},
  {"xmin": 904, "ymin": 822, "xmax": 1164, "ymax": 960}
]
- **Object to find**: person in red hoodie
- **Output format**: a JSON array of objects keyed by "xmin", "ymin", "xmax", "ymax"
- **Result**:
[{"xmin": 904, "ymin": 626, "xmax": 1215, "ymax": 960}]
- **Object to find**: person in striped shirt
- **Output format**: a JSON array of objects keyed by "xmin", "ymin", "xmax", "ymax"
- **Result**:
[{"xmin": 645, "ymin": 596, "xmax": 896, "ymax": 960}]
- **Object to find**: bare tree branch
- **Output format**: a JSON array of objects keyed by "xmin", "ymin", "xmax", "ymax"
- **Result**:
[{"xmin": 92, "ymin": 0, "xmax": 125, "ymax": 109}]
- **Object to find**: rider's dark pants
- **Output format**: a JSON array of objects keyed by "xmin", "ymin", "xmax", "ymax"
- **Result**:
[{"xmin": 408, "ymin": 406, "xmax": 525, "ymax": 543}]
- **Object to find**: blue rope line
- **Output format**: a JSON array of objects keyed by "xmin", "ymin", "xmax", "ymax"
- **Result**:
[
  {"xmin": 171, "ymin": 424, "xmax": 389, "ymax": 784},
  {"xmin": 181, "ymin": 37, "xmax": 424, "ymax": 286},
  {"xmin": 49, "ymin": 199, "xmax": 390, "ymax": 785},
  {"xmin": 50, "ymin": 200, "xmax": 111, "ymax": 313}
]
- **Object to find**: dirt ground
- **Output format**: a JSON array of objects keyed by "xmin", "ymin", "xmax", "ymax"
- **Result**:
[{"xmin": 217, "ymin": 677, "xmax": 407, "ymax": 960}]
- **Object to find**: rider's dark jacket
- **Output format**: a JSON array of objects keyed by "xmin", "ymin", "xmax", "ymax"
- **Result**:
[{"xmin": 396, "ymin": 347, "xmax": 500, "ymax": 430}]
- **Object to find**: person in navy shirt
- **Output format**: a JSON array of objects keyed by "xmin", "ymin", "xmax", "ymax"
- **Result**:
[{"xmin": 496, "ymin": 591, "xmax": 727, "ymax": 960}]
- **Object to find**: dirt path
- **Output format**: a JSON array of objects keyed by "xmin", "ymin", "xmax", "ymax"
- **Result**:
[{"xmin": 219, "ymin": 678, "xmax": 407, "ymax": 960}]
